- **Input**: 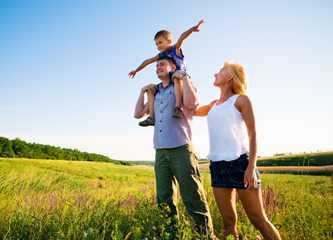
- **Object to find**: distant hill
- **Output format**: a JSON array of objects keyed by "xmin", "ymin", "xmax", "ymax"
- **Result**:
[
  {"xmin": 198, "ymin": 151, "xmax": 333, "ymax": 167},
  {"xmin": 257, "ymin": 151, "xmax": 333, "ymax": 166},
  {"xmin": 0, "ymin": 136, "xmax": 129, "ymax": 165}
]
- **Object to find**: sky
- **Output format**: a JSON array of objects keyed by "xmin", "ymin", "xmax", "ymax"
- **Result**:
[{"xmin": 1, "ymin": 0, "xmax": 332, "ymax": 161}]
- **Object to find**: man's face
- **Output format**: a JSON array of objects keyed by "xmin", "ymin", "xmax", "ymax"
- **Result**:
[{"xmin": 156, "ymin": 59, "xmax": 174, "ymax": 78}]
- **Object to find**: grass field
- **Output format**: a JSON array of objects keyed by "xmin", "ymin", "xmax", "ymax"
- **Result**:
[{"xmin": 0, "ymin": 158, "xmax": 332, "ymax": 239}]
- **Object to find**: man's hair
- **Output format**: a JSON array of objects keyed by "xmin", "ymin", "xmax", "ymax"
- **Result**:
[
  {"xmin": 159, "ymin": 56, "xmax": 176, "ymax": 66},
  {"xmin": 154, "ymin": 30, "xmax": 173, "ymax": 41}
]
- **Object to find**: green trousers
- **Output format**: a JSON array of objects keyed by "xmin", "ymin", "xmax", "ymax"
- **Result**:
[{"xmin": 154, "ymin": 144, "xmax": 214, "ymax": 236}]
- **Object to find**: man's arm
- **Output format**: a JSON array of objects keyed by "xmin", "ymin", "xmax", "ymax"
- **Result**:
[
  {"xmin": 175, "ymin": 19, "xmax": 204, "ymax": 55},
  {"xmin": 134, "ymin": 87, "xmax": 150, "ymax": 118},
  {"xmin": 129, "ymin": 55, "xmax": 159, "ymax": 78},
  {"xmin": 182, "ymin": 76, "xmax": 199, "ymax": 111}
]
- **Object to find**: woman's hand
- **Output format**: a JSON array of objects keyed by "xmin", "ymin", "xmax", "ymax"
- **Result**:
[{"xmin": 244, "ymin": 164, "xmax": 257, "ymax": 189}]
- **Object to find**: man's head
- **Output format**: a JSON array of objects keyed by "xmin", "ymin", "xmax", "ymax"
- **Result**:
[
  {"xmin": 154, "ymin": 30, "xmax": 173, "ymax": 52},
  {"xmin": 156, "ymin": 57, "xmax": 176, "ymax": 79}
]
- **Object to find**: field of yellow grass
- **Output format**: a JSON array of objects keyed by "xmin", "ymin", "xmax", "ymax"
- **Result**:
[{"xmin": 0, "ymin": 158, "xmax": 332, "ymax": 239}]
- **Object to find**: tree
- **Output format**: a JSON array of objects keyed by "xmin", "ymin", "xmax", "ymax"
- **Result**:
[
  {"xmin": 0, "ymin": 137, "xmax": 15, "ymax": 157},
  {"xmin": 12, "ymin": 138, "xmax": 29, "ymax": 157}
]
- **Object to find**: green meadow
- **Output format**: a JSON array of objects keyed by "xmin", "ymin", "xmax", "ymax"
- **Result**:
[{"xmin": 0, "ymin": 158, "xmax": 332, "ymax": 240}]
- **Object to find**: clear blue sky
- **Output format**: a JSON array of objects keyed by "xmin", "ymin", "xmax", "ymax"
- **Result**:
[{"xmin": 1, "ymin": 0, "xmax": 332, "ymax": 160}]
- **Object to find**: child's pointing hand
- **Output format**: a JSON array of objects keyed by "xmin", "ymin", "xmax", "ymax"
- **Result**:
[{"xmin": 193, "ymin": 19, "xmax": 204, "ymax": 32}]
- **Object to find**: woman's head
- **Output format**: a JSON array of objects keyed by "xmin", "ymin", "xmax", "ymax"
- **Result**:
[{"xmin": 214, "ymin": 61, "xmax": 247, "ymax": 95}]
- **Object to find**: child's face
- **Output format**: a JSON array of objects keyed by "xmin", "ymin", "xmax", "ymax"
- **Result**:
[{"xmin": 155, "ymin": 37, "xmax": 172, "ymax": 52}]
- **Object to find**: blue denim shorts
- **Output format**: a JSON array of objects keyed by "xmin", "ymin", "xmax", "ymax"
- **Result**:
[{"xmin": 209, "ymin": 154, "xmax": 260, "ymax": 189}]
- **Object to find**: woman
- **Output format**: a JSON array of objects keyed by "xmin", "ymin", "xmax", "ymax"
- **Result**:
[{"xmin": 195, "ymin": 62, "xmax": 281, "ymax": 240}]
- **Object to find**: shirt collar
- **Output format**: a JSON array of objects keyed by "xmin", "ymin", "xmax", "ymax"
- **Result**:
[{"xmin": 157, "ymin": 73, "xmax": 174, "ymax": 92}]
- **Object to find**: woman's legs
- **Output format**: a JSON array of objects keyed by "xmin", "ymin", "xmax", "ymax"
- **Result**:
[
  {"xmin": 237, "ymin": 188, "xmax": 281, "ymax": 240},
  {"xmin": 213, "ymin": 187, "xmax": 239, "ymax": 239}
]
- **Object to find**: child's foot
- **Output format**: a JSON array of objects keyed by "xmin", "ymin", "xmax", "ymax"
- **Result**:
[
  {"xmin": 139, "ymin": 117, "xmax": 155, "ymax": 127},
  {"xmin": 172, "ymin": 71, "xmax": 186, "ymax": 81},
  {"xmin": 172, "ymin": 107, "xmax": 182, "ymax": 118}
]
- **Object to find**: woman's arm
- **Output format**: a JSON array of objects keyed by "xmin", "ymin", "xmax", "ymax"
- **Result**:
[
  {"xmin": 235, "ymin": 95, "xmax": 257, "ymax": 188},
  {"xmin": 194, "ymin": 100, "xmax": 217, "ymax": 116}
]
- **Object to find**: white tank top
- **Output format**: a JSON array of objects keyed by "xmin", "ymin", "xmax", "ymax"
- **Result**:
[{"xmin": 207, "ymin": 94, "xmax": 249, "ymax": 161}]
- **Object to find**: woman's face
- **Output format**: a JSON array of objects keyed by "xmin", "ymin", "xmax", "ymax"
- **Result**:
[{"xmin": 214, "ymin": 67, "xmax": 233, "ymax": 87}]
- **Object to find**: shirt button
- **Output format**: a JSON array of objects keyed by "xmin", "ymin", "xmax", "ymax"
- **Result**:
[{"xmin": 159, "ymin": 130, "xmax": 162, "ymax": 133}]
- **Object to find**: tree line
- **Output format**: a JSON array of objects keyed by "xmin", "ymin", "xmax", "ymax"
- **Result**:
[{"xmin": 0, "ymin": 136, "xmax": 128, "ymax": 164}]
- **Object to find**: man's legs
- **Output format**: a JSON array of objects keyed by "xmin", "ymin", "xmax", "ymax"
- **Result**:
[
  {"xmin": 170, "ymin": 144, "xmax": 215, "ymax": 238},
  {"xmin": 155, "ymin": 149, "xmax": 178, "ymax": 217}
]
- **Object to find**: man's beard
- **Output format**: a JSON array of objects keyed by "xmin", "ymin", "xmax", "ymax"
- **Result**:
[{"xmin": 156, "ymin": 71, "xmax": 169, "ymax": 78}]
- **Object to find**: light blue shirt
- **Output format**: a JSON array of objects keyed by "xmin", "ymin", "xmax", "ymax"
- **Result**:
[{"xmin": 153, "ymin": 82, "xmax": 193, "ymax": 149}]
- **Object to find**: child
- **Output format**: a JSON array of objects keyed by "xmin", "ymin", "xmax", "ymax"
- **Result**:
[{"xmin": 129, "ymin": 19, "xmax": 204, "ymax": 126}]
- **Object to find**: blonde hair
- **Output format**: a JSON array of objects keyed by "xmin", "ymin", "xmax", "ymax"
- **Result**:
[{"xmin": 223, "ymin": 61, "xmax": 247, "ymax": 95}]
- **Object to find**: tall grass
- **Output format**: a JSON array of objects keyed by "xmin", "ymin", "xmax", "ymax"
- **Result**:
[{"xmin": 0, "ymin": 158, "xmax": 332, "ymax": 239}]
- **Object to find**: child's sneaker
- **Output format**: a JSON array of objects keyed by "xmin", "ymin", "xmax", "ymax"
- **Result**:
[
  {"xmin": 139, "ymin": 117, "xmax": 155, "ymax": 127},
  {"xmin": 172, "ymin": 107, "xmax": 182, "ymax": 118}
]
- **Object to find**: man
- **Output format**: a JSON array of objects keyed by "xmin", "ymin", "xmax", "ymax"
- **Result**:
[{"xmin": 134, "ymin": 57, "xmax": 216, "ymax": 238}]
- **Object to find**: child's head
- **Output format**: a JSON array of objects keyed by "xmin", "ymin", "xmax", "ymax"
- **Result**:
[{"xmin": 154, "ymin": 30, "xmax": 173, "ymax": 52}]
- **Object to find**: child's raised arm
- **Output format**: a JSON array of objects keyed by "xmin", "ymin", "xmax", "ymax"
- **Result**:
[
  {"xmin": 175, "ymin": 19, "xmax": 204, "ymax": 54},
  {"xmin": 129, "ymin": 55, "xmax": 159, "ymax": 78}
]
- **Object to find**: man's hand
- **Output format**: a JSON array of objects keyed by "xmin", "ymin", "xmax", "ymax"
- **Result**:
[
  {"xmin": 128, "ymin": 70, "xmax": 137, "ymax": 78},
  {"xmin": 141, "ymin": 84, "xmax": 156, "ymax": 93},
  {"xmin": 193, "ymin": 19, "xmax": 204, "ymax": 32}
]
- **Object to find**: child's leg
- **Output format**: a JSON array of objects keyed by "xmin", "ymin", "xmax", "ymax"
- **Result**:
[
  {"xmin": 173, "ymin": 78, "xmax": 183, "ymax": 108},
  {"xmin": 147, "ymin": 87, "xmax": 155, "ymax": 119},
  {"xmin": 172, "ymin": 71, "xmax": 185, "ymax": 108},
  {"xmin": 172, "ymin": 71, "xmax": 186, "ymax": 118},
  {"xmin": 139, "ymin": 85, "xmax": 156, "ymax": 127}
]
